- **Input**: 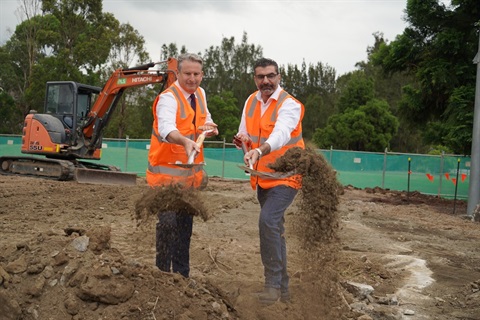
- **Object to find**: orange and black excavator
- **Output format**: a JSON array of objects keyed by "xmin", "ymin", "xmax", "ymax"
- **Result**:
[{"xmin": 0, "ymin": 58, "xmax": 177, "ymax": 185}]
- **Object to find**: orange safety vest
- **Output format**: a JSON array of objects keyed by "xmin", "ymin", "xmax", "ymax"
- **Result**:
[
  {"xmin": 245, "ymin": 90, "xmax": 305, "ymax": 190},
  {"xmin": 146, "ymin": 83, "xmax": 208, "ymax": 188}
]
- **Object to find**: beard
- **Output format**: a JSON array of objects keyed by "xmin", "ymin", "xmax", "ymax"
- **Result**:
[{"xmin": 259, "ymin": 84, "xmax": 275, "ymax": 93}]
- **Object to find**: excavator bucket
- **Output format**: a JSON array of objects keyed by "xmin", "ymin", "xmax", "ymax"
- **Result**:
[{"xmin": 74, "ymin": 168, "xmax": 137, "ymax": 186}]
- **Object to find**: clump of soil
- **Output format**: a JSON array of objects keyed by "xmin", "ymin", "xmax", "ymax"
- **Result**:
[
  {"xmin": 134, "ymin": 184, "xmax": 210, "ymax": 224},
  {"xmin": 269, "ymin": 146, "xmax": 340, "ymax": 245},
  {"xmin": 269, "ymin": 146, "xmax": 347, "ymax": 318}
]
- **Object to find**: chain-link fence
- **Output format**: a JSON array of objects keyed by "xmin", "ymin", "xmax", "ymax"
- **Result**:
[{"xmin": 0, "ymin": 135, "xmax": 470, "ymax": 199}]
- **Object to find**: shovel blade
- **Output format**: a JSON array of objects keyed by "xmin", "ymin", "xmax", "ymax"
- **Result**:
[
  {"xmin": 75, "ymin": 168, "xmax": 137, "ymax": 186},
  {"xmin": 237, "ymin": 165, "xmax": 295, "ymax": 179}
]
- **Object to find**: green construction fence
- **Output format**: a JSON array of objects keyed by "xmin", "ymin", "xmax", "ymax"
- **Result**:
[{"xmin": 0, "ymin": 135, "xmax": 471, "ymax": 200}]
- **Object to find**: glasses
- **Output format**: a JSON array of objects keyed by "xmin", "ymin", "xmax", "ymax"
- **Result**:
[{"xmin": 254, "ymin": 73, "xmax": 278, "ymax": 80}]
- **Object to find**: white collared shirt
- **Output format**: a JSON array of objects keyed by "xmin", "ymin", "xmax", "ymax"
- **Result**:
[
  {"xmin": 156, "ymin": 80, "xmax": 212, "ymax": 141},
  {"xmin": 238, "ymin": 86, "xmax": 301, "ymax": 152}
]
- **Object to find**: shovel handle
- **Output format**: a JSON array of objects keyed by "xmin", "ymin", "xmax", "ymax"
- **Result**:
[{"xmin": 196, "ymin": 133, "xmax": 206, "ymax": 147}]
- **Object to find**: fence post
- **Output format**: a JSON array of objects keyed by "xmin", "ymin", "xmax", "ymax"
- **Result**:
[
  {"xmin": 221, "ymin": 138, "xmax": 226, "ymax": 178},
  {"xmin": 407, "ymin": 157, "xmax": 412, "ymax": 196},
  {"xmin": 438, "ymin": 151, "xmax": 444, "ymax": 198},
  {"xmin": 329, "ymin": 146, "xmax": 333, "ymax": 164},
  {"xmin": 453, "ymin": 158, "xmax": 461, "ymax": 214},
  {"xmin": 125, "ymin": 135, "xmax": 129, "ymax": 172},
  {"xmin": 382, "ymin": 148, "xmax": 387, "ymax": 188}
]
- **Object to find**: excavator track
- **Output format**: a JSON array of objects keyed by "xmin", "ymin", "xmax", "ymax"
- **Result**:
[
  {"xmin": 0, "ymin": 156, "xmax": 75, "ymax": 181},
  {"xmin": 0, "ymin": 156, "xmax": 137, "ymax": 185}
]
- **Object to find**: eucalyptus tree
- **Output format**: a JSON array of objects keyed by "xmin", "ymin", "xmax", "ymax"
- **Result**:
[{"xmin": 0, "ymin": 0, "xmax": 119, "ymax": 128}]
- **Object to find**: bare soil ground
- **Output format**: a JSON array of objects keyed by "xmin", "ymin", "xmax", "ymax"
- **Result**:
[{"xmin": 1, "ymin": 171, "xmax": 480, "ymax": 319}]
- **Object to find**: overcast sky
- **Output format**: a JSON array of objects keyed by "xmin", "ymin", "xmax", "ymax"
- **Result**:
[{"xmin": 0, "ymin": 0, "xmax": 409, "ymax": 75}]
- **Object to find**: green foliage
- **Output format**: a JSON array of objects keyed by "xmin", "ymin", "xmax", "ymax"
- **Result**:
[
  {"xmin": 423, "ymin": 85, "xmax": 475, "ymax": 155},
  {"xmin": 205, "ymin": 91, "xmax": 240, "ymax": 143},
  {"xmin": 371, "ymin": 0, "xmax": 480, "ymax": 153},
  {"xmin": 427, "ymin": 144, "xmax": 453, "ymax": 155},
  {"xmin": 313, "ymin": 99, "xmax": 398, "ymax": 151},
  {"xmin": 281, "ymin": 61, "xmax": 337, "ymax": 139},
  {"xmin": 303, "ymin": 94, "xmax": 337, "ymax": 140},
  {"xmin": 103, "ymin": 87, "xmax": 157, "ymax": 139},
  {"xmin": 336, "ymin": 71, "xmax": 375, "ymax": 113},
  {"xmin": 201, "ymin": 32, "xmax": 261, "ymax": 113},
  {"xmin": 0, "ymin": 90, "xmax": 22, "ymax": 134}
]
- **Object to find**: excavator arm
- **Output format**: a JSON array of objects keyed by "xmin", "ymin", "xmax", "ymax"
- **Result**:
[{"xmin": 81, "ymin": 58, "xmax": 178, "ymax": 153}]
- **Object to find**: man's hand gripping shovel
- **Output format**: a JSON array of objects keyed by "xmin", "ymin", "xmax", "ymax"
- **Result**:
[
  {"xmin": 235, "ymin": 135, "xmax": 295, "ymax": 179},
  {"xmin": 171, "ymin": 129, "xmax": 214, "ymax": 169}
]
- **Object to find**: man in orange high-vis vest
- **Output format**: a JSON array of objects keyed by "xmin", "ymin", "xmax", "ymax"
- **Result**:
[
  {"xmin": 234, "ymin": 58, "xmax": 304, "ymax": 304},
  {"xmin": 147, "ymin": 53, "xmax": 218, "ymax": 278}
]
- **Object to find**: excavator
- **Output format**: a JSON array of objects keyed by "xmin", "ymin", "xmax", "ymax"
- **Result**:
[{"xmin": 0, "ymin": 58, "xmax": 178, "ymax": 185}]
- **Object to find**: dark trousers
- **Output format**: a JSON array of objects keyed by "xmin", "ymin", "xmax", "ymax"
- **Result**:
[
  {"xmin": 257, "ymin": 185, "xmax": 298, "ymax": 291},
  {"xmin": 156, "ymin": 211, "xmax": 193, "ymax": 278}
]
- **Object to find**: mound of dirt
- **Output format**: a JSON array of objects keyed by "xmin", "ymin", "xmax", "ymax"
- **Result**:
[{"xmin": 0, "ymin": 223, "xmax": 236, "ymax": 320}]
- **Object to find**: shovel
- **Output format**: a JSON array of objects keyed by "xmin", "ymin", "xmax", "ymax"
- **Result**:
[
  {"xmin": 170, "ymin": 129, "xmax": 213, "ymax": 169},
  {"xmin": 237, "ymin": 165, "xmax": 296, "ymax": 179},
  {"xmin": 237, "ymin": 140, "xmax": 294, "ymax": 178}
]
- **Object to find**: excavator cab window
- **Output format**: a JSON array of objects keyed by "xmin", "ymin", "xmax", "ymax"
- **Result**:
[
  {"xmin": 77, "ymin": 92, "xmax": 90, "ymax": 121},
  {"xmin": 46, "ymin": 83, "xmax": 74, "ymax": 115},
  {"xmin": 45, "ymin": 82, "xmax": 76, "ymax": 130}
]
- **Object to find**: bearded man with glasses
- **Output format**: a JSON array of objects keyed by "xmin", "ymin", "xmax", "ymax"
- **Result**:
[{"xmin": 233, "ymin": 58, "xmax": 305, "ymax": 305}]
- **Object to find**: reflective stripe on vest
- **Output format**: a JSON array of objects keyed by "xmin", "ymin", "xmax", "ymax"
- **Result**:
[
  {"xmin": 246, "ymin": 91, "xmax": 289, "ymax": 120},
  {"xmin": 246, "ymin": 90, "xmax": 297, "ymax": 145},
  {"xmin": 147, "ymin": 163, "xmax": 203, "ymax": 176},
  {"xmin": 169, "ymin": 86, "xmax": 188, "ymax": 119},
  {"xmin": 170, "ymin": 85, "xmax": 206, "ymax": 118}
]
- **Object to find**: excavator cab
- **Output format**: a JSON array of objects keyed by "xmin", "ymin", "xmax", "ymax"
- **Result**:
[{"xmin": 44, "ymin": 81, "xmax": 101, "ymax": 145}]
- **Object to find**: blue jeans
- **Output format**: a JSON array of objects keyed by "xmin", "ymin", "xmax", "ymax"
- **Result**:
[
  {"xmin": 257, "ymin": 185, "xmax": 298, "ymax": 291},
  {"xmin": 156, "ymin": 211, "xmax": 193, "ymax": 278}
]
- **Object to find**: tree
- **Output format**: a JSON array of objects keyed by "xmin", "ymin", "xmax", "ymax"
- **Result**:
[
  {"xmin": 302, "ymin": 94, "xmax": 337, "ymax": 140},
  {"xmin": 0, "ymin": 89, "xmax": 22, "ymax": 134},
  {"xmin": 357, "ymin": 32, "xmax": 423, "ymax": 152},
  {"xmin": 206, "ymin": 91, "xmax": 240, "ymax": 143},
  {"xmin": 202, "ymin": 32, "xmax": 262, "ymax": 114},
  {"xmin": 281, "ymin": 61, "xmax": 337, "ymax": 140},
  {"xmin": 313, "ymin": 99, "xmax": 398, "ymax": 151},
  {"xmin": 370, "ymin": 0, "xmax": 480, "ymax": 153},
  {"xmin": 102, "ymin": 22, "xmax": 152, "ymax": 138},
  {"xmin": 0, "ymin": 0, "xmax": 120, "ymax": 126},
  {"xmin": 0, "ymin": 0, "xmax": 44, "ymax": 122},
  {"xmin": 336, "ymin": 71, "xmax": 375, "ymax": 113}
]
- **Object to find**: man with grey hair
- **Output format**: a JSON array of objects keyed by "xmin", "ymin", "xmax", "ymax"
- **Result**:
[{"xmin": 146, "ymin": 53, "xmax": 218, "ymax": 277}]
